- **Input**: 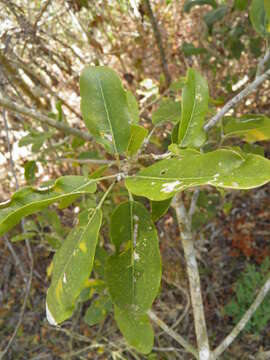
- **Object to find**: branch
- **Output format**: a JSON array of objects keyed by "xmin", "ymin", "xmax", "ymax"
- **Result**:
[
  {"xmin": 204, "ymin": 68, "xmax": 270, "ymax": 132},
  {"xmin": 143, "ymin": 0, "xmax": 171, "ymax": 87},
  {"xmin": 0, "ymin": 109, "xmax": 34, "ymax": 359},
  {"xmin": 56, "ymin": 157, "xmax": 117, "ymax": 165},
  {"xmin": 256, "ymin": 50, "xmax": 270, "ymax": 77},
  {"xmin": 0, "ymin": 96, "xmax": 92, "ymax": 142},
  {"xmin": 173, "ymin": 197, "xmax": 211, "ymax": 360},
  {"xmin": 147, "ymin": 310, "xmax": 199, "ymax": 359},
  {"xmin": 213, "ymin": 273, "xmax": 270, "ymax": 359}
]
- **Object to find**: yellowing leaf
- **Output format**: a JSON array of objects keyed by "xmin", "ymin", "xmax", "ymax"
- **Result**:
[{"xmin": 46, "ymin": 208, "xmax": 102, "ymax": 325}]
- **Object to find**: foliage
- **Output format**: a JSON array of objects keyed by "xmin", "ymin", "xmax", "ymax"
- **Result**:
[
  {"xmin": 1, "ymin": 63, "xmax": 270, "ymax": 353},
  {"xmin": 2, "ymin": 0, "xmax": 270, "ymax": 357},
  {"xmin": 225, "ymin": 258, "xmax": 270, "ymax": 333}
]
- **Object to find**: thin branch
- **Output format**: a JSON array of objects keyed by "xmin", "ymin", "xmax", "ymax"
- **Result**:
[
  {"xmin": 57, "ymin": 157, "xmax": 117, "ymax": 165},
  {"xmin": 173, "ymin": 197, "xmax": 211, "ymax": 360},
  {"xmin": 213, "ymin": 273, "xmax": 270, "ymax": 359},
  {"xmin": 143, "ymin": 0, "xmax": 171, "ymax": 87},
  {"xmin": 256, "ymin": 50, "xmax": 270, "ymax": 78},
  {"xmin": 147, "ymin": 310, "xmax": 199, "ymax": 359},
  {"xmin": 0, "ymin": 96, "xmax": 92, "ymax": 141},
  {"xmin": 204, "ymin": 68, "xmax": 270, "ymax": 132},
  {"xmin": 4, "ymin": 235, "xmax": 26, "ymax": 281},
  {"xmin": 0, "ymin": 109, "xmax": 34, "ymax": 360}
]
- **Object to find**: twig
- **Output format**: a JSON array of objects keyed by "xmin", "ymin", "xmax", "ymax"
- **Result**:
[
  {"xmin": 57, "ymin": 157, "xmax": 117, "ymax": 165},
  {"xmin": 62, "ymin": 343, "xmax": 103, "ymax": 359},
  {"xmin": 173, "ymin": 197, "xmax": 211, "ymax": 360},
  {"xmin": 143, "ymin": 0, "xmax": 171, "ymax": 87},
  {"xmin": 4, "ymin": 235, "xmax": 26, "ymax": 281},
  {"xmin": 0, "ymin": 96, "xmax": 92, "ymax": 142},
  {"xmin": 256, "ymin": 50, "xmax": 270, "ymax": 78},
  {"xmin": 33, "ymin": 0, "xmax": 52, "ymax": 30},
  {"xmin": 213, "ymin": 273, "xmax": 270, "ymax": 359},
  {"xmin": 204, "ymin": 68, "xmax": 270, "ymax": 132},
  {"xmin": 147, "ymin": 310, "xmax": 199, "ymax": 359}
]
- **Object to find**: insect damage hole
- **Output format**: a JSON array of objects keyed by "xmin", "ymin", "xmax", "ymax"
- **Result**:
[{"xmin": 160, "ymin": 168, "xmax": 168, "ymax": 175}]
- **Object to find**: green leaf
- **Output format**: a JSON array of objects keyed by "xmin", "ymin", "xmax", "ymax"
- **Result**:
[
  {"xmin": 19, "ymin": 131, "xmax": 53, "ymax": 153},
  {"xmin": 243, "ymin": 143, "xmax": 265, "ymax": 156},
  {"xmin": 265, "ymin": 0, "xmax": 270, "ymax": 22},
  {"xmin": 46, "ymin": 208, "xmax": 102, "ymax": 325},
  {"xmin": 178, "ymin": 69, "xmax": 208, "ymax": 148},
  {"xmin": 182, "ymin": 43, "xmax": 207, "ymax": 57},
  {"xmin": 106, "ymin": 201, "xmax": 161, "ymax": 312},
  {"xmin": 170, "ymin": 77, "xmax": 186, "ymax": 92},
  {"xmin": 84, "ymin": 295, "xmax": 112, "ymax": 326},
  {"xmin": 152, "ymin": 98, "xmax": 181, "ymax": 125},
  {"xmin": 114, "ymin": 306, "xmax": 154, "ymax": 354},
  {"xmin": 204, "ymin": 5, "xmax": 228, "ymax": 30},
  {"xmin": 234, "ymin": 0, "xmax": 248, "ymax": 11},
  {"xmin": 183, "ymin": 0, "xmax": 217, "ymax": 13},
  {"xmin": 24, "ymin": 160, "xmax": 38, "ymax": 182},
  {"xmin": 126, "ymin": 125, "xmax": 148, "ymax": 156},
  {"xmin": 171, "ymin": 121, "xmax": 180, "ymax": 143},
  {"xmin": 80, "ymin": 66, "xmax": 131, "ymax": 154},
  {"xmin": 126, "ymin": 91, "xmax": 140, "ymax": 124},
  {"xmin": 249, "ymin": 0, "xmax": 267, "ymax": 36},
  {"xmin": 0, "ymin": 176, "xmax": 97, "ymax": 236},
  {"xmin": 151, "ymin": 198, "xmax": 172, "ymax": 221},
  {"xmin": 223, "ymin": 115, "xmax": 270, "ymax": 142},
  {"xmin": 11, "ymin": 232, "xmax": 37, "ymax": 243},
  {"xmin": 125, "ymin": 148, "xmax": 270, "ymax": 201}
]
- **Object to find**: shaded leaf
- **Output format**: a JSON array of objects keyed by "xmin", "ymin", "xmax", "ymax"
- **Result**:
[
  {"xmin": 204, "ymin": 5, "xmax": 228, "ymax": 30},
  {"xmin": 249, "ymin": 0, "xmax": 267, "ymax": 36},
  {"xmin": 19, "ymin": 131, "xmax": 53, "ymax": 153},
  {"xmin": 125, "ymin": 148, "xmax": 270, "ymax": 201},
  {"xmin": 265, "ymin": 0, "xmax": 270, "ymax": 23},
  {"xmin": 178, "ymin": 68, "xmax": 208, "ymax": 148},
  {"xmin": 182, "ymin": 42, "xmax": 207, "ymax": 57},
  {"xmin": 11, "ymin": 232, "xmax": 37, "ymax": 243},
  {"xmin": 243, "ymin": 143, "xmax": 265, "ymax": 156},
  {"xmin": 152, "ymin": 98, "xmax": 181, "ymax": 125},
  {"xmin": 126, "ymin": 125, "xmax": 148, "ymax": 156},
  {"xmin": 46, "ymin": 208, "xmax": 102, "ymax": 325},
  {"xmin": 234, "ymin": 0, "xmax": 248, "ymax": 10},
  {"xmin": 24, "ymin": 160, "xmax": 38, "ymax": 182},
  {"xmin": 170, "ymin": 77, "xmax": 186, "ymax": 92},
  {"xmin": 0, "ymin": 176, "xmax": 97, "ymax": 236},
  {"xmin": 106, "ymin": 201, "xmax": 161, "ymax": 312},
  {"xmin": 115, "ymin": 306, "xmax": 154, "ymax": 354},
  {"xmin": 80, "ymin": 66, "xmax": 131, "ymax": 154},
  {"xmin": 151, "ymin": 198, "xmax": 172, "ymax": 221},
  {"xmin": 223, "ymin": 115, "xmax": 270, "ymax": 142},
  {"xmin": 84, "ymin": 295, "xmax": 112, "ymax": 326},
  {"xmin": 126, "ymin": 91, "xmax": 140, "ymax": 124}
]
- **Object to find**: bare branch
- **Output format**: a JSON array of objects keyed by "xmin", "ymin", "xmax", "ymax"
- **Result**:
[
  {"xmin": 204, "ymin": 68, "xmax": 270, "ymax": 132},
  {"xmin": 173, "ymin": 197, "xmax": 212, "ymax": 360},
  {"xmin": 0, "ymin": 96, "xmax": 92, "ymax": 141},
  {"xmin": 213, "ymin": 273, "xmax": 270, "ymax": 359},
  {"xmin": 143, "ymin": 0, "xmax": 171, "ymax": 87},
  {"xmin": 256, "ymin": 50, "xmax": 270, "ymax": 77},
  {"xmin": 147, "ymin": 310, "xmax": 199, "ymax": 359}
]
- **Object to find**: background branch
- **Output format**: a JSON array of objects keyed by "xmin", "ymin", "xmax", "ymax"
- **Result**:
[
  {"xmin": 0, "ymin": 96, "xmax": 92, "ymax": 141},
  {"xmin": 204, "ymin": 66, "xmax": 270, "ymax": 132}
]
